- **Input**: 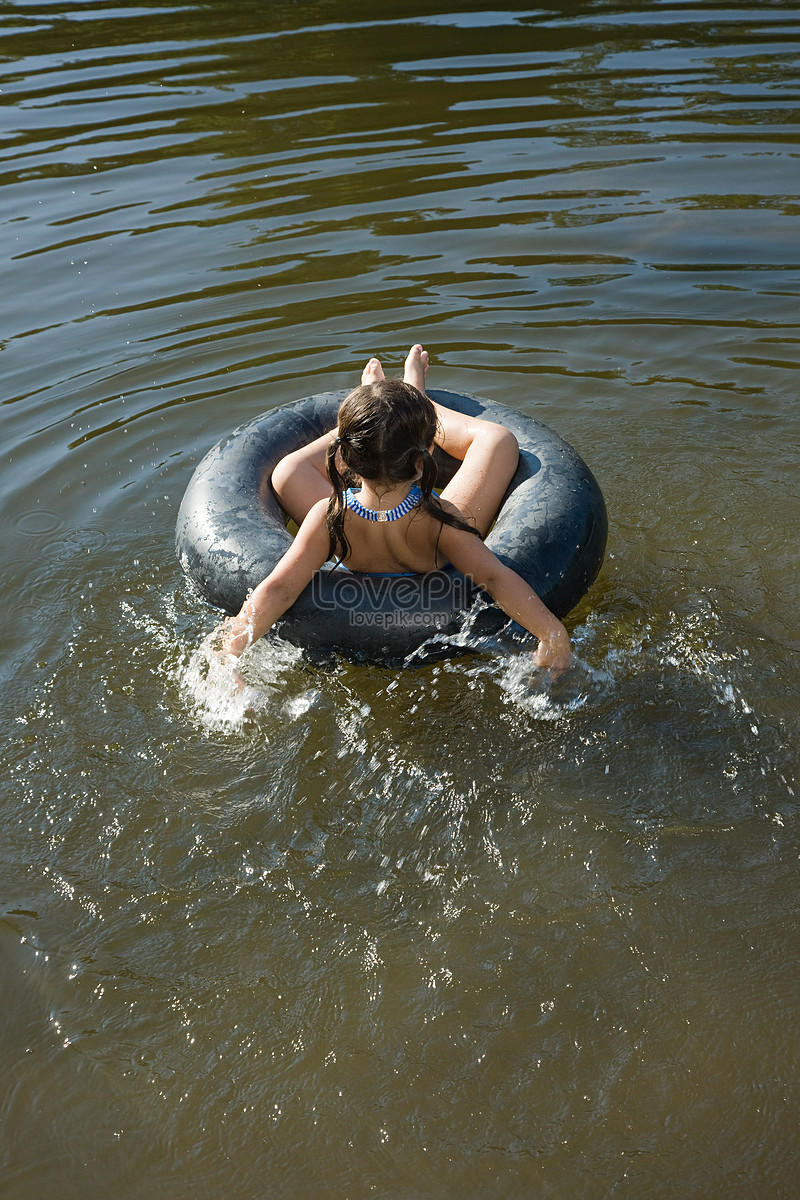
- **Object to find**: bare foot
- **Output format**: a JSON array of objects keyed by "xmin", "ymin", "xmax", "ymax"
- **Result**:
[
  {"xmin": 404, "ymin": 344, "xmax": 429, "ymax": 393},
  {"xmin": 362, "ymin": 357, "xmax": 385, "ymax": 385}
]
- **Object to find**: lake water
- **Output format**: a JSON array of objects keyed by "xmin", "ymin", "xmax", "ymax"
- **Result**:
[{"xmin": 1, "ymin": 2, "xmax": 798, "ymax": 1197}]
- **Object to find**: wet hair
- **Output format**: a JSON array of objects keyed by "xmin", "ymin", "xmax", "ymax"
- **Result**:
[{"xmin": 325, "ymin": 379, "xmax": 481, "ymax": 563}]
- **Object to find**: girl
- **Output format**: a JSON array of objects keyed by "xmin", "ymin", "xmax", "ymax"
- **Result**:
[{"xmin": 207, "ymin": 346, "xmax": 571, "ymax": 678}]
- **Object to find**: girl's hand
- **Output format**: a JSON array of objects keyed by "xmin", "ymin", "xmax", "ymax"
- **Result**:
[
  {"xmin": 200, "ymin": 627, "xmax": 247, "ymax": 691},
  {"xmin": 532, "ymin": 630, "xmax": 572, "ymax": 681}
]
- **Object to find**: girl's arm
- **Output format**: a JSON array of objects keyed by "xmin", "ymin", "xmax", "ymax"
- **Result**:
[
  {"xmin": 208, "ymin": 499, "xmax": 331, "ymax": 659},
  {"xmin": 438, "ymin": 524, "xmax": 572, "ymax": 678}
]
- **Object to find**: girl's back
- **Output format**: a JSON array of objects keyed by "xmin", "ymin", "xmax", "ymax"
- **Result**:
[{"xmin": 338, "ymin": 493, "xmax": 460, "ymax": 575}]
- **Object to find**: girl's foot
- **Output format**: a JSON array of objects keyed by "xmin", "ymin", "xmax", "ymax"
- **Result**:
[
  {"xmin": 404, "ymin": 344, "xmax": 429, "ymax": 393},
  {"xmin": 362, "ymin": 357, "xmax": 385, "ymax": 385}
]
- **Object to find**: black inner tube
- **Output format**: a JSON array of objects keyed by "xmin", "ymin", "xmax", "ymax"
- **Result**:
[{"xmin": 176, "ymin": 388, "xmax": 607, "ymax": 663}]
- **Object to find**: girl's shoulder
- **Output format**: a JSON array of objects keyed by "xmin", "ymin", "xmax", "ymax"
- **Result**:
[
  {"xmin": 426, "ymin": 493, "xmax": 476, "ymax": 532},
  {"xmin": 432, "ymin": 494, "xmax": 463, "ymax": 518},
  {"xmin": 302, "ymin": 497, "xmax": 329, "ymax": 526},
  {"xmin": 294, "ymin": 497, "xmax": 330, "ymax": 548},
  {"xmin": 408, "ymin": 494, "xmax": 461, "ymax": 532}
]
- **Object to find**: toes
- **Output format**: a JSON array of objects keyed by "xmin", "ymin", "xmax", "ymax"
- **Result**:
[
  {"xmin": 406, "ymin": 344, "xmax": 429, "ymax": 374},
  {"xmin": 361, "ymin": 356, "xmax": 384, "ymax": 384}
]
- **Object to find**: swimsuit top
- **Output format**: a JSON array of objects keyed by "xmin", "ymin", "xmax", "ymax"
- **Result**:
[{"xmin": 344, "ymin": 484, "xmax": 423, "ymax": 523}]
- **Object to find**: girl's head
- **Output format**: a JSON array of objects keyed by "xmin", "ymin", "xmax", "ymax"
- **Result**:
[
  {"xmin": 324, "ymin": 379, "xmax": 481, "ymax": 563},
  {"xmin": 330, "ymin": 379, "xmax": 437, "ymax": 490}
]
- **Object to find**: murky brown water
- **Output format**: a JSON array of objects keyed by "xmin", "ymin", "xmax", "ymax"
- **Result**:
[{"xmin": 2, "ymin": 2, "xmax": 799, "ymax": 1197}]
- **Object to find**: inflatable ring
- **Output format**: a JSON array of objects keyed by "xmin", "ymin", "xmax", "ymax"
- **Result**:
[{"xmin": 176, "ymin": 388, "xmax": 607, "ymax": 662}]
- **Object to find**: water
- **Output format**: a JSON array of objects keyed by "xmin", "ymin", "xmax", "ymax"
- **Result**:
[{"xmin": 2, "ymin": 2, "xmax": 799, "ymax": 1196}]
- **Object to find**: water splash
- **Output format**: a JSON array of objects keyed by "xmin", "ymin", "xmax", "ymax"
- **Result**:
[{"xmin": 177, "ymin": 634, "xmax": 315, "ymax": 735}]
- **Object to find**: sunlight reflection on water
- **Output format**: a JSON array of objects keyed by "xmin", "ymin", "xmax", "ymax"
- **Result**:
[{"xmin": 1, "ymin": 1, "xmax": 799, "ymax": 1196}]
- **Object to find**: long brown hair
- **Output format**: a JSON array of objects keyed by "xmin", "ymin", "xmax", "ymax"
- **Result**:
[{"xmin": 324, "ymin": 379, "xmax": 481, "ymax": 562}]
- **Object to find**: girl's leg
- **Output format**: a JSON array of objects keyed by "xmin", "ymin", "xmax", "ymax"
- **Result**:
[
  {"xmin": 404, "ymin": 344, "xmax": 519, "ymax": 537},
  {"xmin": 271, "ymin": 357, "xmax": 386, "ymax": 523},
  {"xmin": 271, "ymin": 430, "xmax": 335, "ymax": 524},
  {"xmin": 437, "ymin": 421, "xmax": 519, "ymax": 537}
]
